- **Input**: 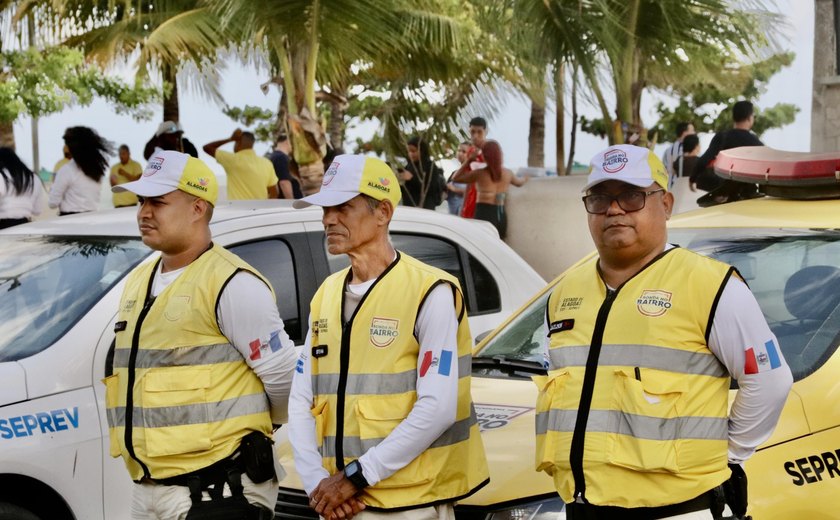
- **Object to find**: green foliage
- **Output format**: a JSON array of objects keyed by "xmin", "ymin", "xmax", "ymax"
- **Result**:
[
  {"xmin": 650, "ymin": 52, "xmax": 799, "ymax": 138},
  {"xmin": 0, "ymin": 46, "xmax": 159, "ymax": 123},
  {"xmin": 222, "ymin": 105, "xmax": 276, "ymax": 143}
]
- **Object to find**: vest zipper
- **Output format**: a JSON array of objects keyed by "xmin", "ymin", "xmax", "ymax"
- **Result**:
[
  {"xmin": 125, "ymin": 294, "xmax": 155, "ymax": 479},
  {"xmin": 334, "ymin": 320, "xmax": 352, "ymax": 470},
  {"xmin": 569, "ymin": 287, "xmax": 617, "ymax": 504}
]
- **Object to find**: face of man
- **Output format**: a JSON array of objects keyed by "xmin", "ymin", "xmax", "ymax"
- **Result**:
[
  {"xmin": 469, "ymin": 125, "xmax": 486, "ymax": 147},
  {"xmin": 456, "ymin": 144, "xmax": 469, "ymax": 163},
  {"xmin": 586, "ymin": 180, "xmax": 673, "ymax": 262},
  {"xmin": 137, "ymin": 190, "xmax": 204, "ymax": 253},
  {"xmin": 321, "ymin": 195, "xmax": 385, "ymax": 256},
  {"xmin": 407, "ymin": 144, "xmax": 420, "ymax": 163},
  {"xmin": 119, "ymin": 148, "xmax": 130, "ymax": 164}
]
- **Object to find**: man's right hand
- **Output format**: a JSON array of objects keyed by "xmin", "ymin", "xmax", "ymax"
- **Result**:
[
  {"xmin": 324, "ymin": 496, "xmax": 366, "ymax": 520},
  {"xmin": 231, "ymin": 128, "xmax": 243, "ymax": 141}
]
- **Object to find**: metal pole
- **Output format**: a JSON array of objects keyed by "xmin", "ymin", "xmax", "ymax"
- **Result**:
[{"xmin": 28, "ymin": 13, "xmax": 39, "ymax": 173}]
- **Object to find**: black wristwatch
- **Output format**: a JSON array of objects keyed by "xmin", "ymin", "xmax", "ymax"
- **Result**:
[{"xmin": 344, "ymin": 460, "xmax": 369, "ymax": 490}]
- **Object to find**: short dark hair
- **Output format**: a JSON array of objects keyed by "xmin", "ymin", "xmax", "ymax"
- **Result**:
[
  {"xmin": 732, "ymin": 101, "xmax": 754, "ymax": 123},
  {"xmin": 241, "ymin": 131, "xmax": 256, "ymax": 147},
  {"xmin": 675, "ymin": 122, "xmax": 692, "ymax": 138},
  {"xmin": 119, "ymin": 144, "xmax": 130, "ymax": 153},
  {"xmin": 275, "ymin": 134, "xmax": 288, "ymax": 145},
  {"xmin": 469, "ymin": 117, "xmax": 487, "ymax": 129},
  {"xmin": 682, "ymin": 134, "xmax": 700, "ymax": 154}
]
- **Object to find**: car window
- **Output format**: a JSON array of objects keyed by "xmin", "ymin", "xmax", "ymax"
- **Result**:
[
  {"xmin": 325, "ymin": 233, "xmax": 501, "ymax": 315},
  {"xmin": 476, "ymin": 229, "xmax": 840, "ymax": 382},
  {"xmin": 0, "ymin": 235, "xmax": 149, "ymax": 362},
  {"xmin": 229, "ymin": 239, "xmax": 302, "ymax": 343}
]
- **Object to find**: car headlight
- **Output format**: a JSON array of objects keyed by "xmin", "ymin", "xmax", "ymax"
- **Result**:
[{"xmin": 483, "ymin": 497, "xmax": 566, "ymax": 520}]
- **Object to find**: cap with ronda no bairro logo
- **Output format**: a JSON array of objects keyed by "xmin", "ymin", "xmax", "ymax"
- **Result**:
[
  {"xmin": 293, "ymin": 154, "xmax": 401, "ymax": 208},
  {"xmin": 112, "ymin": 150, "xmax": 219, "ymax": 205},
  {"xmin": 583, "ymin": 144, "xmax": 669, "ymax": 192}
]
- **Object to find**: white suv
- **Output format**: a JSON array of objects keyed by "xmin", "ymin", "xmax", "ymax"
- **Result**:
[{"xmin": 0, "ymin": 201, "xmax": 543, "ymax": 520}]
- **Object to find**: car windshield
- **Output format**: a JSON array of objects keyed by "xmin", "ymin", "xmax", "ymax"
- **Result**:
[
  {"xmin": 476, "ymin": 228, "xmax": 840, "ymax": 381},
  {"xmin": 0, "ymin": 235, "xmax": 149, "ymax": 362}
]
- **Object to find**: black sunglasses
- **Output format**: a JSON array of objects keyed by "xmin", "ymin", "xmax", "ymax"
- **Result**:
[{"xmin": 582, "ymin": 189, "xmax": 664, "ymax": 214}]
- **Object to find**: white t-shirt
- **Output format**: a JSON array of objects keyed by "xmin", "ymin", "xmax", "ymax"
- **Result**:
[
  {"xmin": 48, "ymin": 160, "xmax": 101, "ymax": 213},
  {"xmin": 542, "ymin": 246, "xmax": 793, "ymax": 464},
  {"xmin": 288, "ymin": 277, "xmax": 461, "ymax": 493},
  {"xmin": 0, "ymin": 177, "xmax": 45, "ymax": 220},
  {"xmin": 152, "ymin": 262, "xmax": 297, "ymax": 425}
]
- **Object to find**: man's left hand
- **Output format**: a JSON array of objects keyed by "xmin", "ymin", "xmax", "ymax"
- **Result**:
[{"xmin": 310, "ymin": 471, "xmax": 360, "ymax": 519}]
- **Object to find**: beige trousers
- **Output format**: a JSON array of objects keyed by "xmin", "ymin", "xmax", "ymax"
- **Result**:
[{"xmin": 343, "ymin": 503, "xmax": 454, "ymax": 520}]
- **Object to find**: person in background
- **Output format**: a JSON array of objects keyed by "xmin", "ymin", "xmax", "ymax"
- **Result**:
[
  {"xmin": 399, "ymin": 136, "xmax": 446, "ymax": 210},
  {"xmin": 107, "ymin": 150, "xmax": 296, "ymax": 519},
  {"xmin": 52, "ymin": 145, "xmax": 71, "ymax": 181},
  {"xmin": 289, "ymin": 154, "xmax": 489, "ymax": 520},
  {"xmin": 451, "ymin": 140, "xmax": 527, "ymax": 239},
  {"xmin": 110, "ymin": 144, "xmax": 143, "ymax": 208},
  {"xmin": 0, "ymin": 147, "xmax": 46, "ymax": 229},
  {"xmin": 679, "ymin": 134, "xmax": 701, "ymax": 192},
  {"xmin": 692, "ymin": 101, "xmax": 762, "ymax": 193},
  {"xmin": 143, "ymin": 120, "xmax": 199, "ymax": 160},
  {"xmin": 537, "ymin": 144, "xmax": 791, "ymax": 519},
  {"xmin": 269, "ymin": 135, "xmax": 302, "ymax": 199},
  {"xmin": 662, "ymin": 122, "xmax": 695, "ymax": 184},
  {"xmin": 204, "ymin": 129, "xmax": 279, "ymax": 200},
  {"xmin": 446, "ymin": 142, "xmax": 469, "ymax": 215},
  {"xmin": 49, "ymin": 126, "xmax": 112, "ymax": 216},
  {"xmin": 460, "ymin": 117, "xmax": 489, "ymax": 219}
]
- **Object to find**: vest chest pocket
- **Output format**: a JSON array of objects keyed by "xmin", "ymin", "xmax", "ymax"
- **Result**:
[
  {"xmin": 310, "ymin": 399, "xmax": 329, "ymax": 447},
  {"xmin": 141, "ymin": 368, "xmax": 212, "ymax": 457},
  {"xmin": 607, "ymin": 368, "xmax": 687, "ymax": 474},
  {"xmin": 533, "ymin": 369, "xmax": 570, "ymax": 474}
]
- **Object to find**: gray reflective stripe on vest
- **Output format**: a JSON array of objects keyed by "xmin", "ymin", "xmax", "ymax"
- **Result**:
[
  {"xmin": 107, "ymin": 392, "xmax": 269, "ymax": 428},
  {"xmin": 312, "ymin": 354, "xmax": 471, "ymax": 396},
  {"xmin": 549, "ymin": 345, "xmax": 727, "ymax": 377},
  {"xmin": 535, "ymin": 409, "xmax": 727, "ymax": 441},
  {"xmin": 318, "ymin": 413, "xmax": 477, "ymax": 458},
  {"xmin": 112, "ymin": 342, "xmax": 241, "ymax": 369}
]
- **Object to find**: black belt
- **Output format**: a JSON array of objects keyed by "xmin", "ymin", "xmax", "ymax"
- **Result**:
[
  {"xmin": 566, "ymin": 489, "xmax": 719, "ymax": 520},
  {"xmin": 146, "ymin": 453, "xmax": 242, "ymax": 488}
]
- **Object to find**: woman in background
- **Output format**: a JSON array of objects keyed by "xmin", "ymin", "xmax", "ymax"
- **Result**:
[
  {"xmin": 49, "ymin": 126, "xmax": 113, "ymax": 216},
  {"xmin": 399, "ymin": 136, "xmax": 446, "ymax": 210},
  {"xmin": 0, "ymin": 148, "xmax": 46, "ymax": 229}
]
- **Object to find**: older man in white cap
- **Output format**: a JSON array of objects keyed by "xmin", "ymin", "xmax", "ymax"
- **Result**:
[
  {"xmin": 106, "ymin": 150, "xmax": 296, "ymax": 519},
  {"xmin": 288, "ymin": 154, "xmax": 489, "ymax": 520},
  {"xmin": 535, "ymin": 144, "xmax": 792, "ymax": 519}
]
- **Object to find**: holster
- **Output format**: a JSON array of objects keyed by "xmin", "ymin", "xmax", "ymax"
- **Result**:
[
  {"xmin": 239, "ymin": 431, "xmax": 277, "ymax": 484},
  {"xmin": 723, "ymin": 463, "xmax": 751, "ymax": 520}
]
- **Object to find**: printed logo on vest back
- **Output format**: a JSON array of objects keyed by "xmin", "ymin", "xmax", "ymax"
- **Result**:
[
  {"xmin": 370, "ymin": 317, "xmax": 399, "ymax": 348},
  {"xmin": 636, "ymin": 290, "xmax": 672, "ymax": 317}
]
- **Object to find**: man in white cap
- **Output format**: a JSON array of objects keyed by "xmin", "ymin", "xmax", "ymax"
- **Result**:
[
  {"xmin": 535, "ymin": 144, "xmax": 792, "ymax": 519},
  {"xmin": 106, "ymin": 150, "xmax": 296, "ymax": 519},
  {"xmin": 143, "ymin": 120, "xmax": 199, "ymax": 160},
  {"xmin": 288, "ymin": 154, "xmax": 489, "ymax": 520}
]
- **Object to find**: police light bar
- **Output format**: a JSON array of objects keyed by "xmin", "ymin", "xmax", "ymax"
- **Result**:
[{"xmin": 714, "ymin": 146, "xmax": 840, "ymax": 199}]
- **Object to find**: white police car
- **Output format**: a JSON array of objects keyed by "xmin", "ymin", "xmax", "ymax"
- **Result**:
[{"xmin": 0, "ymin": 201, "xmax": 543, "ymax": 520}]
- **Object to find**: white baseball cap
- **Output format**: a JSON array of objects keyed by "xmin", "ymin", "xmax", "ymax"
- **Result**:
[
  {"xmin": 293, "ymin": 154, "xmax": 401, "ymax": 208},
  {"xmin": 584, "ymin": 144, "xmax": 669, "ymax": 192},
  {"xmin": 112, "ymin": 150, "xmax": 218, "ymax": 205},
  {"xmin": 155, "ymin": 120, "xmax": 183, "ymax": 137}
]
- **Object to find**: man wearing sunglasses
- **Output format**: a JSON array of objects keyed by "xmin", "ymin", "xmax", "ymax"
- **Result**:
[{"xmin": 535, "ymin": 145, "xmax": 792, "ymax": 519}]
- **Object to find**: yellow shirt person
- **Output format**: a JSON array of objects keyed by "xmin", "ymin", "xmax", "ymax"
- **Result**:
[
  {"xmin": 203, "ymin": 129, "xmax": 279, "ymax": 200},
  {"xmin": 110, "ymin": 145, "xmax": 143, "ymax": 207}
]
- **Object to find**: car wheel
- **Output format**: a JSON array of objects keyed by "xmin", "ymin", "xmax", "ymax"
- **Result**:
[{"xmin": 0, "ymin": 502, "xmax": 41, "ymax": 520}]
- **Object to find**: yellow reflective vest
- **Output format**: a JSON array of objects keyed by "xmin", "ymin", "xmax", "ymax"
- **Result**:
[
  {"xmin": 536, "ymin": 247, "xmax": 734, "ymax": 508},
  {"xmin": 309, "ymin": 252, "xmax": 489, "ymax": 510},
  {"xmin": 105, "ymin": 244, "xmax": 273, "ymax": 481}
]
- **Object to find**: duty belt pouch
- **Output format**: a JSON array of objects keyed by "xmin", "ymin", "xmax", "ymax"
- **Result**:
[{"xmin": 240, "ymin": 431, "xmax": 276, "ymax": 484}]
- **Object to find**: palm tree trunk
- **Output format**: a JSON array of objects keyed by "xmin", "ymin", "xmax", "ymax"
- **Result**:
[
  {"xmin": 162, "ymin": 63, "xmax": 179, "ymax": 122},
  {"xmin": 328, "ymin": 85, "xmax": 347, "ymax": 150},
  {"xmin": 527, "ymin": 97, "xmax": 545, "ymax": 168},
  {"xmin": 0, "ymin": 121, "xmax": 15, "ymax": 149},
  {"xmin": 613, "ymin": 0, "xmax": 641, "ymax": 142},
  {"xmin": 566, "ymin": 64, "xmax": 579, "ymax": 175},
  {"xmin": 555, "ymin": 61, "xmax": 565, "ymax": 175}
]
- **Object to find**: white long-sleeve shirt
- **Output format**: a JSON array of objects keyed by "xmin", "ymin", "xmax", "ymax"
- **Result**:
[
  {"xmin": 542, "ymin": 248, "xmax": 793, "ymax": 464},
  {"xmin": 0, "ymin": 178, "xmax": 45, "ymax": 220},
  {"xmin": 48, "ymin": 160, "xmax": 101, "ymax": 213},
  {"xmin": 288, "ymin": 282, "xmax": 461, "ymax": 494},
  {"xmin": 152, "ymin": 264, "xmax": 298, "ymax": 424}
]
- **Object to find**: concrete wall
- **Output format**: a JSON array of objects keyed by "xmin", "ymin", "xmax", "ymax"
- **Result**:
[
  {"xmin": 505, "ymin": 175, "xmax": 701, "ymax": 281},
  {"xmin": 812, "ymin": 0, "xmax": 840, "ymax": 152}
]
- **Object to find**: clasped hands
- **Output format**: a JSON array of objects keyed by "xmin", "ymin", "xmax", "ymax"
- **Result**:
[{"xmin": 309, "ymin": 471, "xmax": 366, "ymax": 520}]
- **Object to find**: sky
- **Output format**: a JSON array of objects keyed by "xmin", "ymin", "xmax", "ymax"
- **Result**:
[{"xmin": 10, "ymin": 1, "xmax": 814, "ymax": 180}]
